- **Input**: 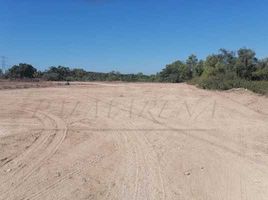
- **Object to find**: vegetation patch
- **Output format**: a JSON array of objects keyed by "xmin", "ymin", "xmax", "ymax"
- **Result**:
[{"xmin": 1, "ymin": 48, "xmax": 267, "ymax": 95}]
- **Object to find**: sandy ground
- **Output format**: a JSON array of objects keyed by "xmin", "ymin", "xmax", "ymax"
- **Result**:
[{"xmin": 0, "ymin": 82, "xmax": 268, "ymax": 200}]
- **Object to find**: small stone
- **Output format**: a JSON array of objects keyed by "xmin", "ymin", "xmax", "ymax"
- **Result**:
[
  {"xmin": 82, "ymin": 178, "xmax": 87, "ymax": 183},
  {"xmin": 6, "ymin": 168, "xmax": 11, "ymax": 173},
  {"xmin": 184, "ymin": 171, "xmax": 191, "ymax": 176}
]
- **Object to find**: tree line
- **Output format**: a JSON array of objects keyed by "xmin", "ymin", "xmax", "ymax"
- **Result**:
[
  {"xmin": 2, "ymin": 64, "xmax": 157, "ymax": 82},
  {"xmin": 159, "ymin": 48, "xmax": 268, "ymax": 82},
  {"xmin": 158, "ymin": 48, "xmax": 268, "ymax": 93},
  {"xmin": 2, "ymin": 48, "xmax": 268, "ymax": 93}
]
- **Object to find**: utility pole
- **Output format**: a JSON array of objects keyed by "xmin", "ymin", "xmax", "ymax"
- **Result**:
[{"xmin": 1, "ymin": 56, "xmax": 7, "ymax": 74}]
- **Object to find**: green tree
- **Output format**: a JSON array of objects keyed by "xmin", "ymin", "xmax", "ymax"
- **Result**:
[
  {"xmin": 235, "ymin": 48, "xmax": 257, "ymax": 79},
  {"xmin": 71, "ymin": 68, "xmax": 87, "ymax": 80},
  {"xmin": 194, "ymin": 60, "xmax": 204, "ymax": 77},
  {"xmin": 218, "ymin": 49, "xmax": 236, "ymax": 71},
  {"xmin": 34, "ymin": 70, "xmax": 43, "ymax": 79},
  {"xmin": 202, "ymin": 49, "xmax": 237, "ymax": 78},
  {"xmin": 43, "ymin": 66, "xmax": 71, "ymax": 81},
  {"xmin": 253, "ymin": 58, "xmax": 268, "ymax": 80},
  {"xmin": 202, "ymin": 54, "xmax": 221, "ymax": 78},
  {"xmin": 186, "ymin": 54, "xmax": 198, "ymax": 78},
  {"xmin": 107, "ymin": 71, "xmax": 121, "ymax": 81},
  {"xmin": 8, "ymin": 63, "xmax": 37, "ymax": 79},
  {"xmin": 160, "ymin": 61, "xmax": 181, "ymax": 82},
  {"xmin": 160, "ymin": 60, "xmax": 191, "ymax": 83}
]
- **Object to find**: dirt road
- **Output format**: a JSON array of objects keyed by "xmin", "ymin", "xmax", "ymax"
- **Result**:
[{"xmin": 0, "ymin": 83, "xmax": 267, "ymax": 200}]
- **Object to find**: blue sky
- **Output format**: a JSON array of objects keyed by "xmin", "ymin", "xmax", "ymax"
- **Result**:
[{"xmin": 1, "ymin": 0, "xmax": 268, "ymax": 74}]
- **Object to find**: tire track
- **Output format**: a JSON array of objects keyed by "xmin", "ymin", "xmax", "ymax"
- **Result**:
[
  {"xmin": 104, "ymin": 131, "xmax": 127, "ymax": 200},
  {"xmin": 45, "ymin": 113, "xmax": 141, "ymax": 200},
  {"xmin": 112, "ymin": 101, "xmax": 167, "ymax": 200},
  {"xmin": 25, "ymin": 138, "xmax": 117, "ymax": 200},
  {"xmin": 108, "ymin": 108, "xmax": 159, "ymax": 200},
  {"xmin": 0, "ymin": 110, "xmax": 53, "ymax": 184},
  {"xmin": 0, "ymin": 129, "xmax": 44, "ymax": 169},
  {"xmin": 89, "ymin": 96, "xmax": 268, "ymax": 169},
  {"xmin": 143, "ymin": 133, "xmax": 166, "ymax": 200},
  {"xmin": 131, "ymin": 131, "xmax": 166, "ymax": 200},
  {"xmin": 63, "ymin": 100, "xmax": 165, "ymax": 200},
  {"xmin": 0, "ymin": 109, "xmax": 67, "ymax": 200}
]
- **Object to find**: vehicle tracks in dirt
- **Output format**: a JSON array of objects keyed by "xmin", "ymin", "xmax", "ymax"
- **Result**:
[{"xmin": 0, "ymin": 108, "xmax": 67, "ymax": 200}]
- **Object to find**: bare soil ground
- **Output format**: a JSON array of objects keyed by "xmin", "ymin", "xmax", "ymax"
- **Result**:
[
  {"xmin": 0, "ymin": 82, "xmax": 268, "ymax": 200},
  {"xmin": 0, "ymin": 80, "xmax": 65, "ymax": 90}
]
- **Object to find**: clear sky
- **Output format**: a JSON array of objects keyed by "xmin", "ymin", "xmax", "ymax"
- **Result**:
[{"xmin": 1, "ymin": 0, "xmax": 268, "ymax": 74}]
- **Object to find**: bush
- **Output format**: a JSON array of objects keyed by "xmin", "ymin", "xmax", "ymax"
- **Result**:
[
  {"xmin": 190, "ymin": 76, "xmax": 268, "ymax": 95},
  {"xmin": 42, "ymin": 72, "xmax": 59, "ymax": 81},
  {"xmin": 238, "ymin": 80, "xmax": 268, "ymax": 95},
  {"xmin": 197, "ymin": 72, "xmax": 238, "ymax": 90}
]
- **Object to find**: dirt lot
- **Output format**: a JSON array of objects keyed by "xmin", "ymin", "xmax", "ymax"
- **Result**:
[
  {"xmin": 0, "ymin": 80, "xmax": 65, "ymax": 90},
  {"xmin": 0, "ymin": 82, "xmax": 268, "ymax": 200}
]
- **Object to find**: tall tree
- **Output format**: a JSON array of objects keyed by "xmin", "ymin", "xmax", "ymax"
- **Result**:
[
  {"xmin": 160, "ymin": 60, "xmax": 191, "ymax": 83},
  {"xmin": 44, "ymin": 66, "xmax": 71, "ymax": 81},
  {"xmin": 235, "ymin": 48, "xmax": 257, "ymax": 79},
  {"xmin": 253, "ymin": 58, "xmax": 268, "ymax": 80},
  {"xmin": 8, "ymin": 63, "xmax": 37, "ymax": 79},
  {"xmin": 186, "ymin": 54, "xmax": 198, "ymax": 78},
  {"xmin": 218, "ymin": 49, "xmax": 236, "ymax": 71}
]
